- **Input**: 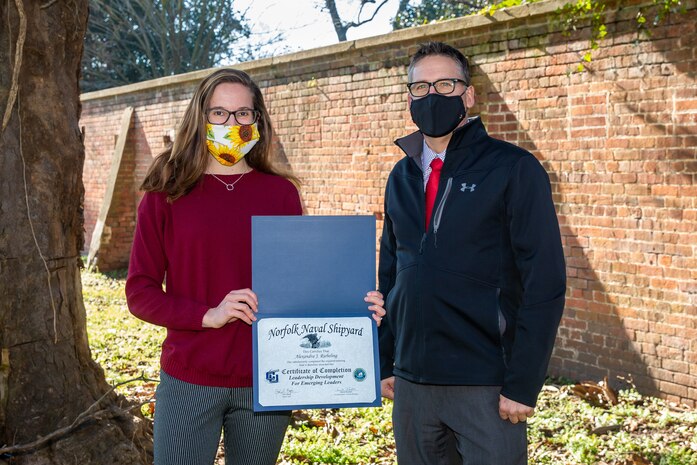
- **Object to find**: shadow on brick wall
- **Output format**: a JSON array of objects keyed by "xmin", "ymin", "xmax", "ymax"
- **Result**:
[
  {"xmin": 271, "ymin": 132, "xmax": 293, "ymax": 173},
  {"xmin": 551, "ymin": 177, "xmax": 659, "ymax": 397},
  {"xmin": 473, "ymin": 71, "xmax": 657, "ymax": 395},
  {"xmin": 271, "ymin": 134, "xmax": 308, "ymax": 214},
  {"xmin": 92, "ymin": 114, "xmax": 139, "ymax": 271}
]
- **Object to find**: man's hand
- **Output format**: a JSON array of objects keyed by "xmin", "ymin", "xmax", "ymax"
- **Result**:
[
  {"xmin": 499, "ymin": 395, "xmax": 534, "ymax": 424},
  {"xmin": 381, "ymin": 376, "xmax": 395, "ymax": 400}
]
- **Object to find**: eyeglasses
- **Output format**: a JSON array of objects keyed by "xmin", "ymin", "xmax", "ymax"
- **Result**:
[
  {"xmin": 206, "ymin": 107, "xmax": 259, "ymax": 125},
  {"xmin": 406, "ymin": 79, "xmax": 468, "ymax": 98}
]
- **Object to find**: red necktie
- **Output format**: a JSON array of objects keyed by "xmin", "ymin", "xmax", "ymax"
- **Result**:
[{"xmin": 425, "ymin": 157, "xmax": 443, "ymax": 229}]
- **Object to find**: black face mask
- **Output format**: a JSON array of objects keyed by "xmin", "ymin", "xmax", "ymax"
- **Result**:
[{"xmin": 409, "ymin": 93, "xmax": 466, "ymax": 138}]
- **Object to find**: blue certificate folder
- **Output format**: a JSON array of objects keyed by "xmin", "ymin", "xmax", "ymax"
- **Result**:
[{"xmin": 252, "ymin": 215, "xmax": 381, "ymax": 411}]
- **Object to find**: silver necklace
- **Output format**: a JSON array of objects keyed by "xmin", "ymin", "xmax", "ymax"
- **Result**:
[{"xmin": 210, "ymin": 171, "xmax": 248, "ymax": 191}]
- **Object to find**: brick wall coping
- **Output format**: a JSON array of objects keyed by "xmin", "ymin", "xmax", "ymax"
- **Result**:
[{"xmin": 80, "ymin": 0, "xmax": 566, "ymax": 102}]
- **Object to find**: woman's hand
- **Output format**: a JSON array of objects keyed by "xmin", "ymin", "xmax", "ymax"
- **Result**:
[
  {"xmin": 365, "ymin": 291, "xmax": 385, "ymax": 327},
  {"xmin": 202, "ymin": 288, "xmax": 258, "ymax": 328}
]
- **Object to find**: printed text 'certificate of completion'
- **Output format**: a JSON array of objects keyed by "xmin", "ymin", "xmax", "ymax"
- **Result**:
[
  {"xmin": 251, "ymin": 216, "xmax": 380, "ymax": 411},
  {"xmin": 256, "ymin": 316, "xmax": 377, "ymax": 408}
]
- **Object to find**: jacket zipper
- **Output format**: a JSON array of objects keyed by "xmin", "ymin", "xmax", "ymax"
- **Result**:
[
  {"xmin": 432, "ymin": 177, "xmax": 453, "ymax": 248},
  {"xmin": 496, "ymin": 287, "xmax": 508, "ymax": 368}
]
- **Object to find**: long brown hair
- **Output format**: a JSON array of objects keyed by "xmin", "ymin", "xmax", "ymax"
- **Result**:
[{"xmin": 141, "ymin": 68, "xmax": 298, "ymax": 201}]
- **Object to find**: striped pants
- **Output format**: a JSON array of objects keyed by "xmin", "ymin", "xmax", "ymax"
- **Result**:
[{"xmin": 154, "ymin": 371, "xmax": 290, "ymax": 465}]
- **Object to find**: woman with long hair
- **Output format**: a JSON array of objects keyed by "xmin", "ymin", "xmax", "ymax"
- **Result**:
[{"xmin": 126, "ymin": 69, "xmax": 385, "ymax": 465}]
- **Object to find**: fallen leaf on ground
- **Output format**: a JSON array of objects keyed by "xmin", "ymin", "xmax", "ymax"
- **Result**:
[{"xmin": 571, "ymin": 376, "xmax": 618, "ymax": 407}]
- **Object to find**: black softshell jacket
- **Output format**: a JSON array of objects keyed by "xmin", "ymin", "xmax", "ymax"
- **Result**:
[{"xmin": 378, "ymin": 117, "xmax": 566, "ymax": 407}]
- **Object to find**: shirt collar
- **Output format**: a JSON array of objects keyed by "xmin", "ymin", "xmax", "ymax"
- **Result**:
[
  {"xmin": 421, "ymin": 140, "xmax": 446, "ymax": 188},
  {"xmin": 421, "ymin": 139, "xmax": 446, "ymax": 174}
]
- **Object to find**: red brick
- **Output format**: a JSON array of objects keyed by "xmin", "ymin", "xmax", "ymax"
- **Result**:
[{"xmin": 79, "ymin": 0, "xmax": 697, "ymax": 405}]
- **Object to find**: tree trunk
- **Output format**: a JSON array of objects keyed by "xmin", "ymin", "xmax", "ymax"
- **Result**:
[
  {"xmin": 0, "ymin": 1, "xmax": 150, "ymax": 463},
  {"xmin": 324, "ymin": 0, "xmax": 349, "ymax": 42}
]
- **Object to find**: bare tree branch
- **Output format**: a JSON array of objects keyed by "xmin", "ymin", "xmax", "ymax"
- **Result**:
[
  {"xmin": 0, "ymin": 374, "xmax": 157, "ymax": 456},
  {"xmin": 357, "ymin": 0, "xmax": 376, "ymax": 21},
  {"xmin": 348, "ymin": 0, "xmax": 390, "ymax": 28},
  {"xmin": 323, "ymin": 0, "xmax": 391, "ymax": 42}
]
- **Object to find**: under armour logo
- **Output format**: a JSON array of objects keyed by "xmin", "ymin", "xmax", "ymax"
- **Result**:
[{"xmin": 460, "ymin": 183, "xmax": 477, "ymax": 192}]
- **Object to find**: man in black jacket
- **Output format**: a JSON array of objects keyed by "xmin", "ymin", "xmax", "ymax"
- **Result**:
[{"xmin": 378, "ymin": 42, "xmax": 566, "ymax": 464}]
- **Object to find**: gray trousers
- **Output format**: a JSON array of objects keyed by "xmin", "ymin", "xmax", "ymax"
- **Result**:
[
  {"xmin": 392, "ymin": 377, "xmax": 527, "ymax": 465},
  {"xmin": 154, "ymin": 371, "xmax": 290, "ymax": 465}
]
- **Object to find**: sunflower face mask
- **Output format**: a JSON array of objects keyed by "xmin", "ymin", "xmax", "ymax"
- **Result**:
[{"xmin": 206, "ymin": 123, "xmax": 260, "ymax": 166}]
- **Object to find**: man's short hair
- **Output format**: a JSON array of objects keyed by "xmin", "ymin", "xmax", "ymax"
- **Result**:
[{"xmin": 408, "ymin": 42, "xmax": 471, "ymax": 86}]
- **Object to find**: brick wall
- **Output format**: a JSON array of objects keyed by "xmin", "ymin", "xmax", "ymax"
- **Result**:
[{"xmin": 80, "ymin": 0, "xmax": 697, "ymax": 405}]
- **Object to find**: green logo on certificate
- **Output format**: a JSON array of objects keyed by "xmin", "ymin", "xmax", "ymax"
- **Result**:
[{"xmin": 353, "ymin": 368, "xmax": 367, "ymax": 382}]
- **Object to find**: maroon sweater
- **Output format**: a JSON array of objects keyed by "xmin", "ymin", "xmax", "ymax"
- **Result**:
[{"xmin": 126, "ymin": 171, "xmax": 302, "ymax": 387}]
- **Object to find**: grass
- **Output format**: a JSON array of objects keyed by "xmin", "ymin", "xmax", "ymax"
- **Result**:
[
  {"xmin": 83, "ymin": 269, "xmax": 697, "ymax": 465},
  {"xmin": 83, "ymin": 269, "xmax": 164, "ymax": 384}
]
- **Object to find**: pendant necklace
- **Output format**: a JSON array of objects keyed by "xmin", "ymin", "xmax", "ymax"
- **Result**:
[{"xmin": 210, "ymin": 171, "xmax": 249, "ymax": 191}]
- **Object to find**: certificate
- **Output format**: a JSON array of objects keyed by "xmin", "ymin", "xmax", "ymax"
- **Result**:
[
  {"xmin": 253, "ymin": 315, "xmax": 380, "ymax": 410},
  {"xmin": 251, "ymin": 216, "xmax": 380, "ymax": 411}
]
